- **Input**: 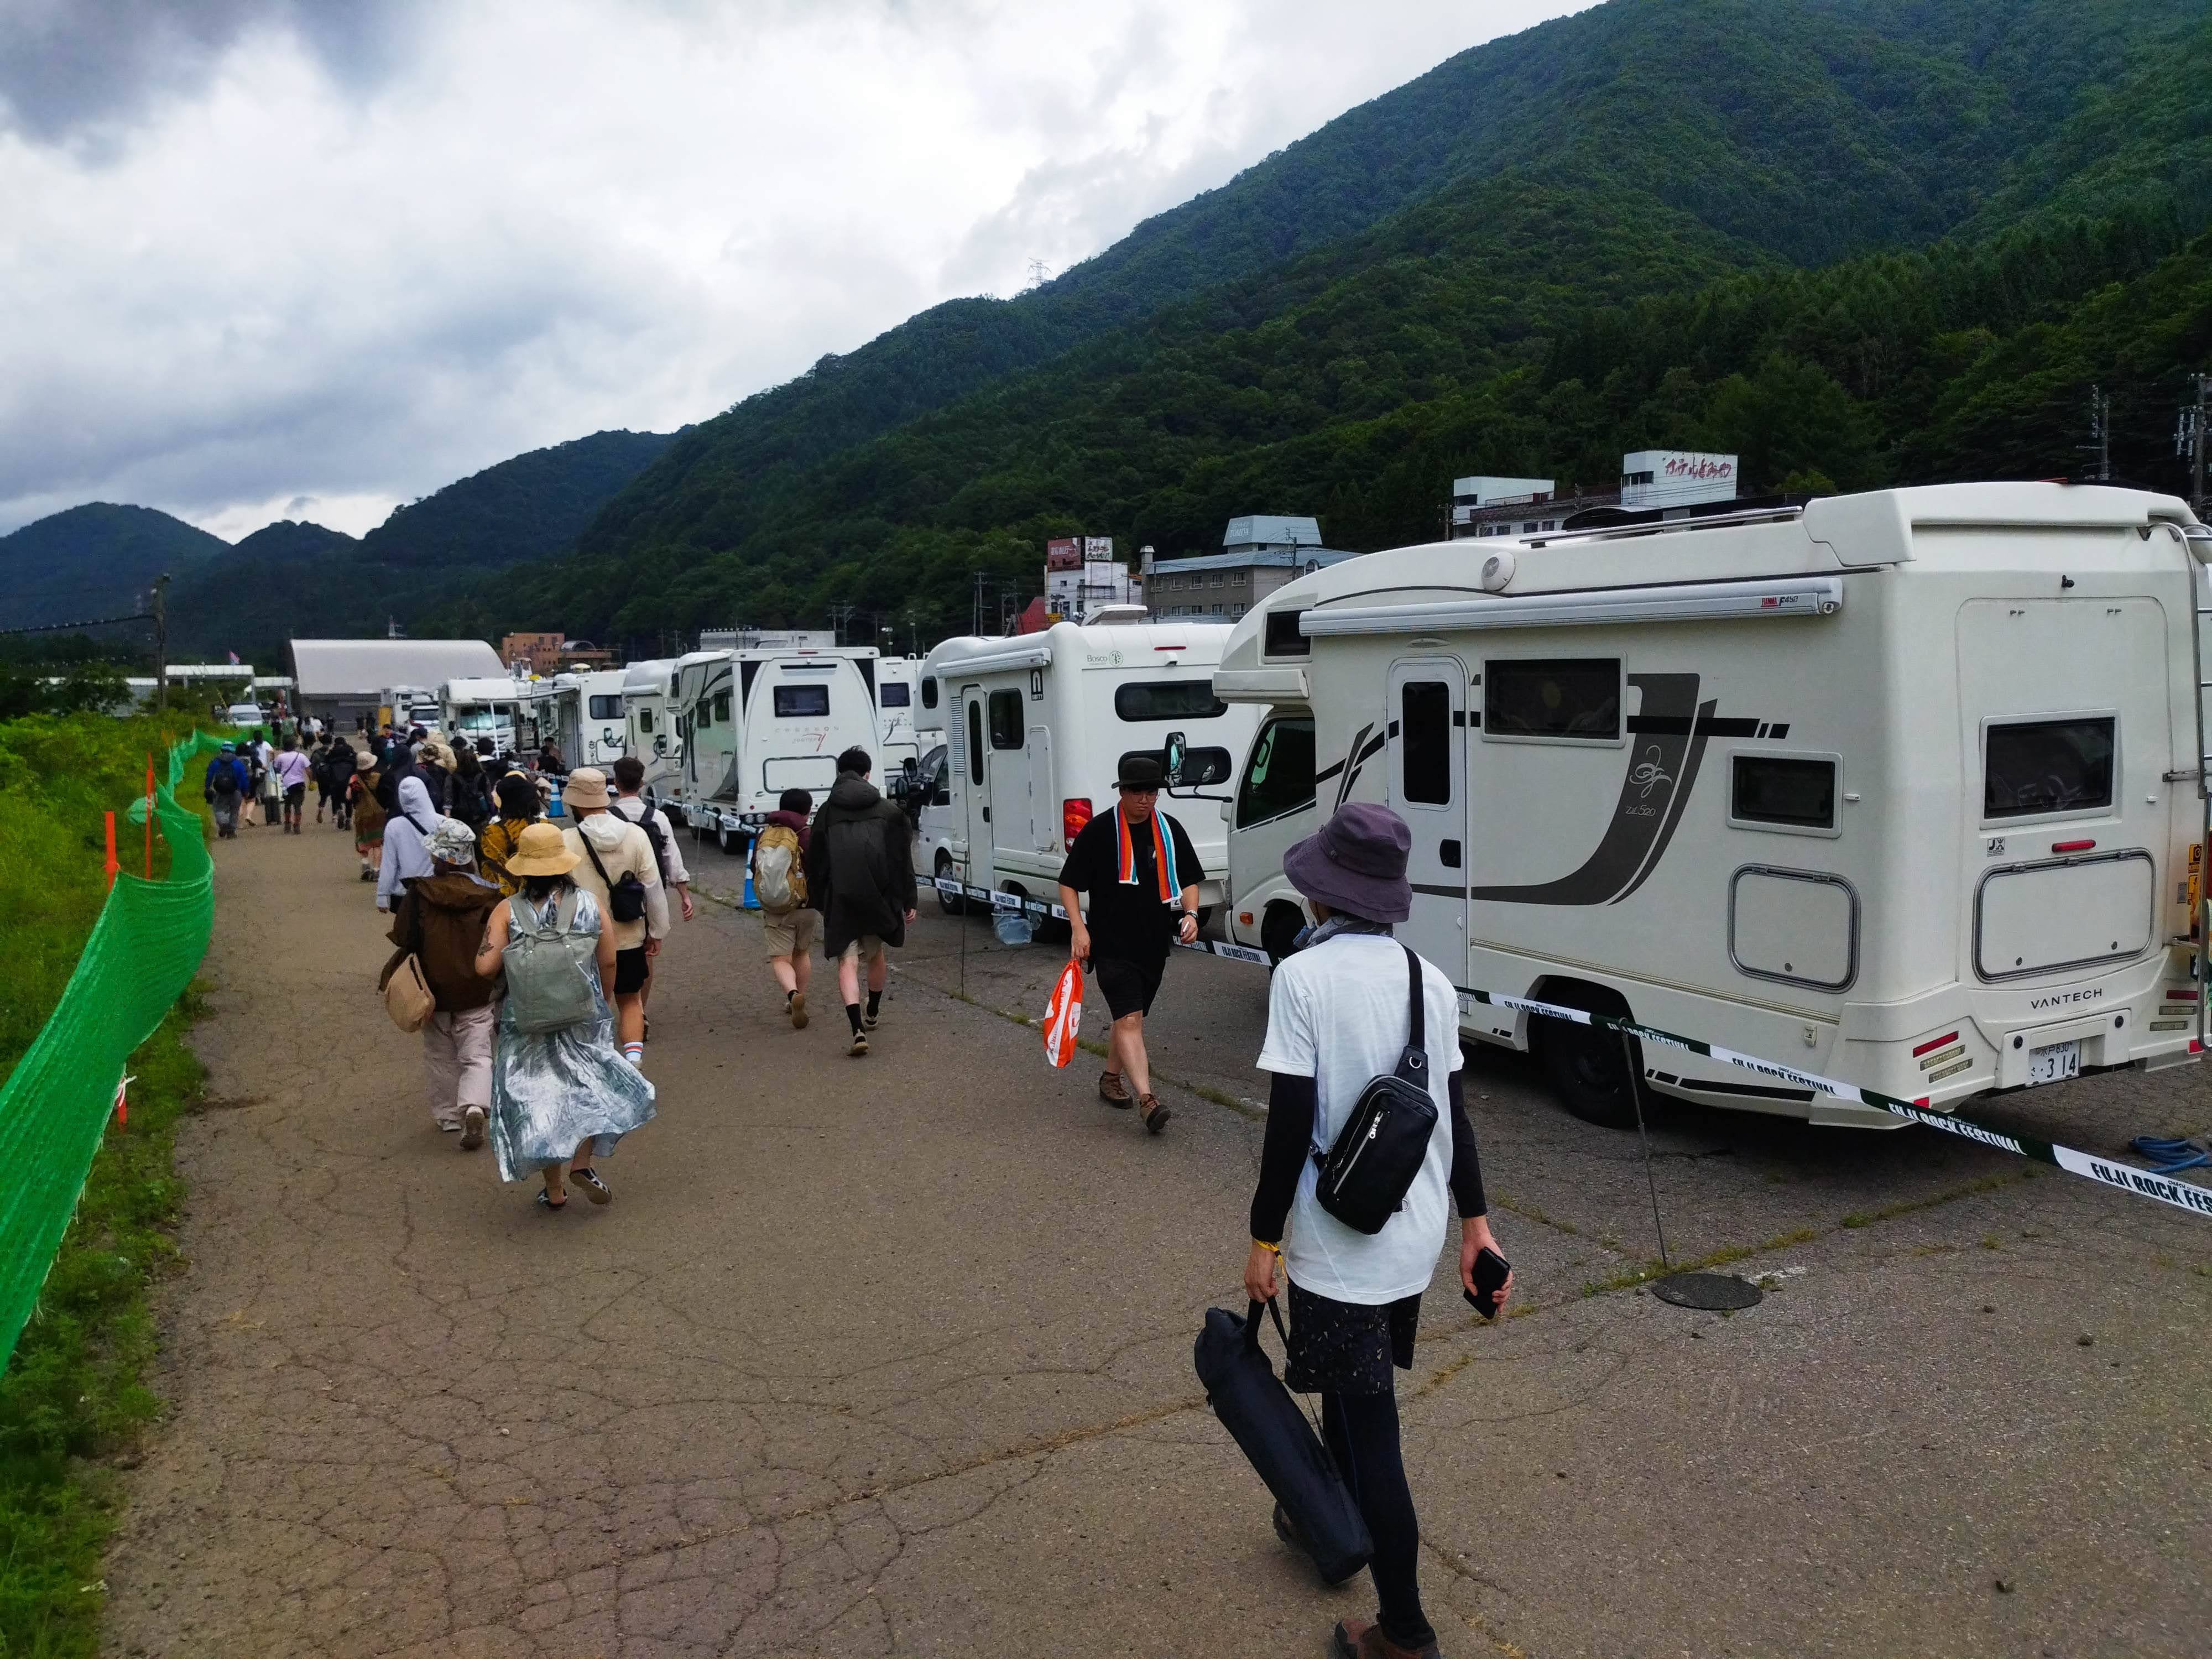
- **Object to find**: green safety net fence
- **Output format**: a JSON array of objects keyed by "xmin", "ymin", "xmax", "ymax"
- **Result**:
[{"xmin": 0, "ymin": 729, "xmax": 226, "ymax": 1368}]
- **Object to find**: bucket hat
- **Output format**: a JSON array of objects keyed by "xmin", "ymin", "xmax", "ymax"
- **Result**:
[
  {"xmin": 504, "ymin": 821, "xmax": 581, "ymax": 878},
  {"xmin": 561, "ymin": 766, "xmax": 611, "ymax": 810},
  {"xmin": 355, "ymin": 750, "xmax": 377, "ymax": 771},
  {"xmin": 1116, "ymin": 753, "xmax": 1164, "ymax": 790},
  {"xmin": 426, "ymin": 817, "xmax": 479, "ymax": 865},
  {"xmin": 1282, "ymin": 801, "xmax": 1413, "ymax": 924}
]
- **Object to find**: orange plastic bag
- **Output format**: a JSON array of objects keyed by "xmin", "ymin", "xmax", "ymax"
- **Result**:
[{"xmin": 1042, "ymin": 961, "xmax": 1084, "ymax": 1068}]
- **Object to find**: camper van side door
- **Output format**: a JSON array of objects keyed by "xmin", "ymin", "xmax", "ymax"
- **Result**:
[{"xmin": 1386, "ymin": 659, "xmax": 1471, "ymax": 980}]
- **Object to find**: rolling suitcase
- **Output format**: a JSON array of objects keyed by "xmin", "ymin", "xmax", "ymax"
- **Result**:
[{"xmin": 1193, "ymin": 1297, "xmax": 1372, "ymax": 1585}]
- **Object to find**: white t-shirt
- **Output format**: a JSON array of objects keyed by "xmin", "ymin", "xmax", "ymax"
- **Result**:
[{"xmin": 1255, "ymin": 931, "xmax": 1463, "ymax": 1305}]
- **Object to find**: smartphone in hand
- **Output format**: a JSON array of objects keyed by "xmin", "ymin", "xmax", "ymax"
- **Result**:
[{"xmin": 1464, "ymin": 1246, "xmax": 1510, "ymax": 1319}]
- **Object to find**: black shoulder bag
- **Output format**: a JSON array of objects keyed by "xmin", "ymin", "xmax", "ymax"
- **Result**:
[
  {"xmin": 1312, "ymin": 945, "xmax": 1438, "ymax": 1235},
  {"xmin": 578, "ymin": 827, "xmax": 648, "ymax": 924}
]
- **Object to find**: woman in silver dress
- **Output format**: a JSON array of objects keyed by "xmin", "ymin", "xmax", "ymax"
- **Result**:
[{"xmin": 472, "ymin": 822, "xmax": 657, "ymax": 1210}]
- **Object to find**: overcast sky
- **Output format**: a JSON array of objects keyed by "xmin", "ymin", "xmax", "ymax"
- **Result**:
[{"xmin": 0, "ymin": 0, "xmax": 1587, "ymax": 540}]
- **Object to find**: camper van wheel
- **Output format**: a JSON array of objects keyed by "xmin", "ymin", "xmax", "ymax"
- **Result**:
[
  {"xmin": 935, "ymin": 853, "xmax": 966, "ymax": 916},
  {"xmin": 1260, "ymin": 903, "xmax": 1305, "ymax": 963},
  {"xmin": 718, "ymin": 825, "xmax": 747, "ymax": 858},
  {"xmin": 1535, "ymin": 990, "xmax": 1644, "ymax": 1131}
]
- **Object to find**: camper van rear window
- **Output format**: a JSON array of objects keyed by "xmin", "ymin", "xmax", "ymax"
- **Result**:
[
  {"xmin": 588, "ymin": 695, "xmax": 622, "ymax": 719},
  {"xmin": 1484, "ymin": 659, "xmax": 1619, "ymax": 741},
  {"xmin": 1115, "ymin": 681, "xmax": 1228, "ymax": 722},
  {"xmin": 773, "ymin": 685, "xmax": 829, "ymax": 718},
  {"xmin": 1984, "ymin": 717, "xmax": 2115, "ymax": 820},
  {"xmin": 880, "ymin": 683, "xmax": 911, "ymax": 707},
  {"xmin": 988, "ymin": 689, "xmax": 1024, "ymax": 749},
  {"xmin": 1732, "ymin": 755, "xmax": 1836, "ymax": 830},
  {"xmin": 1264, "ymin": 609, "xmax": 1311, "ymax": 658}
]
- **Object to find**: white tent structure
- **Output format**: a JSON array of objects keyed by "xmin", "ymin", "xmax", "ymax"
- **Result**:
[{"xmin": 289, "ymin": 638, "xmax": 505, "ymax": 727}]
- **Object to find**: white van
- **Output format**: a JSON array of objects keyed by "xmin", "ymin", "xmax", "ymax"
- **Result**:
[
  {"xmin": 440, "ymin": 676, "xmax": 534, "ymax": 758},
  {"xmin": 1216, "ymin": 482, "xmax": 2211, "ymax": 1129},
  {"xmin": 671, "ymin": 645, "xmax": 880, "ymax": 851},
  {"xmin": 549, "ymin": 669, "xmax": 632, "ymax": 771},
  {"xmin": 922, "ymin": 621, "xmax": 1260, "ymax": 918},
  {"xmin": 621, "ymin": 658, "xmax": 682, "ymax": 808}
]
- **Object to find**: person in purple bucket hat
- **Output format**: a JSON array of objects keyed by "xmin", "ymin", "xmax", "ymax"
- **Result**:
[{"xmin": 1240, "ymin": 801, "xmax": 1511, "ymax": 1659}]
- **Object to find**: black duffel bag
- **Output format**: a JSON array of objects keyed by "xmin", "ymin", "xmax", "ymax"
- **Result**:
[
  {"xmin": 1312, "ymin": 945, "xmax": 1437, "ymax": 1234},
  {"xmin": 1193, "ymin": 1296, "xmax": 1372, "ymax": 1585}
]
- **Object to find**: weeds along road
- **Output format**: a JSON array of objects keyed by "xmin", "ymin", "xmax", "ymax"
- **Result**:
[{"xmin": 103, "ymin": 823, "xmax": 2212, "ymax": 1658}]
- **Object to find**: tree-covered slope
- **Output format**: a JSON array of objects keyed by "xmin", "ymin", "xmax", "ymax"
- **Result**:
[
  {"xmin": 360, "ymin": 428, "xmax": 675, "ymax": 568},
  {"xmin": 0, "ymin": 505, "xmax": 229, "ymax": 632}
]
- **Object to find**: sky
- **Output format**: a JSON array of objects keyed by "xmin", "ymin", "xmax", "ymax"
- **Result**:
[{"xmin": 0, "ymin": 0, "xmax": 1589, "ymax": 541}]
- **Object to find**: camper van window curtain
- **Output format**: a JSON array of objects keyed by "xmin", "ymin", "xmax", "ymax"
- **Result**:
[{"xmin": 1116, "ymin": 805, "xmax": 1181, "ymax": 902}]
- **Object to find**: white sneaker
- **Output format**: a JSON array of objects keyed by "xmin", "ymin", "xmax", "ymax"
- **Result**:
[{"xmin": 460, "ymin": 1107, "xmax": 485, "ymax": 1151}]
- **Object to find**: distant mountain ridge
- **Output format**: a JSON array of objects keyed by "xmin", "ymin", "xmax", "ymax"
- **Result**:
[{"xmin": 1, "ymin": 504, "xmax": 229, "ymax": 632}]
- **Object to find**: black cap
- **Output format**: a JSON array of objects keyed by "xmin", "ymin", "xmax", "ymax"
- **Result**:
[{"xmin": 1117, "ymin": 754, "xmax": 1164, "ymax": 790}]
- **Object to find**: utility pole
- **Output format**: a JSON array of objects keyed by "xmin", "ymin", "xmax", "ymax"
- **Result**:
[
  {"xmin": 971, "ymin": 570, "xmax": 988, "ymax": 638},
  {"xmin": 2178, "ymin": 372, "xmax": 2210, "ymax": 515},
  {"xmin": 2083, "ymin": 384, "xmax": 2112, "ymax": 483},
  {"xmin": 827, "ymin": 602, "xmax": 857, "ymax": 644},
  {"xmin": 151, "ymin": 572, "xmax": 170, "ymax": 712}
]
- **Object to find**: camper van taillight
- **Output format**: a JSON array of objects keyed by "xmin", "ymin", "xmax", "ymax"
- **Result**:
[
  {"xmin": 1911, "ymin": 1031, "xmax": 1960, "ymax": 1058},
  {"xmin": 2052, "ymin": 839, "xmax": 2096, "ymax": 853},
  {"xmin": 1064, "ymin": 799, "xmax": 1094, "ymax": 842}
]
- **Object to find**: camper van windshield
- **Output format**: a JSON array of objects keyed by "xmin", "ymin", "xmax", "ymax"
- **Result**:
[
  {"xmin": 1485, "ymin": 659, "xmax": 1619, "ymax": 740},
  {"xmin": 880, "ymin": 683, "xmax": 911, "ymax": 707},
  {"xmin": 1985, "ymin": 717, "xmax": 2114, "ymax": 819},
  {"xmin": 773, "ymin": 684, "xmax": 829, "ymax": 718},
  {"xmin": 1115, "ymin": 681, "xmax": 1228, "ymax": 722},
  {"xmin": 1236, "ymin": 716, "xmax": 1316, "ymax": 827}
]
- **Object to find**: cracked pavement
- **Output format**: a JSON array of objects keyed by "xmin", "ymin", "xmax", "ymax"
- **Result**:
[{"xmin": 101, "ymin": 827, "xmax": 2212, "ymax": 1656}]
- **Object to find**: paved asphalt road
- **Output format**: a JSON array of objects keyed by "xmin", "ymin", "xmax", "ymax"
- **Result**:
[{"xmin": 101, "ymin": 822, "xmax": 2212, "ymax": 1657}]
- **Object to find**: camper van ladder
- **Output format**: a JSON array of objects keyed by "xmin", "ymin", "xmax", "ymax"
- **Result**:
[{"xmin": 2194, "ymin": 556, "xmax": 2211, "ymax": 1055}]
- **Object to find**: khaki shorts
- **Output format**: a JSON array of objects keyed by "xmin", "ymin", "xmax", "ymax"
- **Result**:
[
  {"xmin": 763, "ymin": 906, "xmax": 820, "ymax": 959},
  {"xmin": 838, "ymin": 935, "xmax": 888, "ymax": 966}
]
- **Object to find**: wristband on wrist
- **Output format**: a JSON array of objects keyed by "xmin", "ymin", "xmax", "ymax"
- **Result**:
[{"xmin": 1253, "ymin": 1238, "xmax": 1282, "ymax": 1255}]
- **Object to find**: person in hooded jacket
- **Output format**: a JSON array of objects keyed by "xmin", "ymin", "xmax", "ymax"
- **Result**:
[
  {"xmin": 377, "ymin": 774, "xmax": 441, "ymax": 912},
  {"xmin": 803, "ymin": 747, "xmax": 915, "ymax": 1058},
  {"xmin": 383, "ymin": 818, "xmax": 503, "ymax": 1147}
]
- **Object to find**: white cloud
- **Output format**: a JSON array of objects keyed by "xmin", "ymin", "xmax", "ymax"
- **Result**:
[{"xmin": 0, "ymin": 0, "xmax": 1589, "ymax": 539}]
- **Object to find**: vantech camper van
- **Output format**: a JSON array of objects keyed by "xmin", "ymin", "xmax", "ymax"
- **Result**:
[
  {"xmin": 922, "ymin": 621, "xmax": 1260, "ymax": 917},
  {"xmin": 550, "ymin": 669, "xmax": 632, "ymax": 771},
  {"xmin": 670, "ymin": 644, "xmax": 880, "ymax": 849},
  {"xmin": 1215, "ymin": 483, "xmax": 2212, "ymax": 1129},
  {"xmin": 621, "ymin": 658, "xmax": 681, "ymax": 807}
]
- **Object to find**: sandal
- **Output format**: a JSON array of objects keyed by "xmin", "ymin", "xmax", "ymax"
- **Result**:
[
  {"xmin": 570, "ymin": 1166, "xmax": 613, "ymax": 1205},
  {"xmin": 1138, "ymin": 1093, "xmax": 1171, "ymax": 1135},
  {"xmin": 1098, "ymin": 1069, "xmax": 1131, "ymax": 1108},
  {"xmin": 536, "ymin": 1188, "xmax": 567, "ymax": 1211}
]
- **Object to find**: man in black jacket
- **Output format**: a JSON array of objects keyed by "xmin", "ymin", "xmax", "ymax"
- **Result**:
[{"xmin": 803, "ymin": 747, "xmax": 916, "ymax": 1057}]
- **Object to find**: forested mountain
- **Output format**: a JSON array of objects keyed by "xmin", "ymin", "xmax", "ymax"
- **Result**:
[
  {"xmin": 461, "ymin": 0, "xmax": 2212, "ymax": 649},
  {"xmin": 1, "ymin": 505, "xmax": 228, "ymax": 632},
  {"xmin": 359, "ymin": 429, "xmax": 676, "ymax": 569}
]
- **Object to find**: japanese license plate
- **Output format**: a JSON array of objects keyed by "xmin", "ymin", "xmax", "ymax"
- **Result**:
[{"xmin": 2027, "ymin": 1040, "xmax": 2080, "ymax": 1086}]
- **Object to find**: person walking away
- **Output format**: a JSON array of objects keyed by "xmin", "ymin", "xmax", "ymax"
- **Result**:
[
  {"xmin": 328, "ymin": 735, "xmax": 357, "ymax": 830},
  {"xmin": 253, "ymin": 728, "xmax": 282, "ymax": 828},
  {"xmin": 313, "ymin": 734, "xmax": 343, "ymax": 826},
  {"xmin": 802, "ymin": 747, "xmax": 915, "ymax": 1057},
  {"xmin": 272, "ymin": 734, "xmax": 311, "ymax": 833},
  {"xmin": 383, "ymin": 818, "xmax": 502, "ymax": 1147},
  {"xmin": 473, "ymin": 822, "xmax": 655, "ymax": 1208},
  {"xmin": 610, "ymin": 756, "xmax": 691, "ymax": 1029},
  {"xmin": 1056, "ymin": 754, "xmax": 1201, "ymax": 1135},
  {"xmin": 477, "ymin": 773, "xmax": 544, "ymax": 896},
  {"xmin": 377, "ymin": 775, "xmax": 441, "ymax": 912},
  {"xmin": 448, "ymin": 744, "xmax": 493, "ymax": 832},
  {"xmin": 204, "ymin": 742, "xmax": 250, "ymax": 838},
  {"xmin": 750, "ymin": 787, "xmax": 816, "ymax": 1029},
  {"xmin": 351, "ymin": 751, "xmax": 387, "ymax": 881},
  {"xmin": 1240, "ymin": 803, "xmax": 1509, "ymax": 1659},
  {"xmin": 557, "ymin": 767, "xmax": 667, "ymax": 1069}
]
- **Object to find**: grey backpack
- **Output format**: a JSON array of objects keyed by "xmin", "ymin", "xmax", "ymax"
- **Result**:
[{"xmin": 502, "ymin": 890, "xmax": 600, "ymax": 1034}]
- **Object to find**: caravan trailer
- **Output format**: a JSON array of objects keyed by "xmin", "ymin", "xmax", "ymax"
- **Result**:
[
  {"xmin": 549, "ymin": 669, "xmax": 632, "ymax": 770},
  {"xmin": 922, "ymin": 622, "xmax": 1260, "ymax": 917},
  {"xmin": 622, "ymin": 658, "xmax": 682, "ymax": 808},
  {"xmin": 670, "ymin": 645, "xmax": 881, "ymax": 851},
  {"xmin": 1216, "ymin": 483, "xmax": 2211, "ymax": 1129}
]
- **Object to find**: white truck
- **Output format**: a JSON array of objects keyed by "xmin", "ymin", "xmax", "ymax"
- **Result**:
[
  {"xmin": 920, "ymin": 620, "xmax": 1259, "ymax": 919},
  {"xmin": 670, "ymin": 644, "xmax": 881, "ymax": 852},
  {"xmin": 1214, "ymin": 482, "xmax": 2212, "ymax": 1129},
  {"xmin": 440, "ymin": 676, "xmax": 535, "ymax": 758}
]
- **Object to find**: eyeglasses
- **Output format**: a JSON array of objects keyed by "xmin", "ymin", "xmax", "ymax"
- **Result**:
[{"xmin": 1119, "ymin": 785, "xmax": 1160, "ymax": 796}]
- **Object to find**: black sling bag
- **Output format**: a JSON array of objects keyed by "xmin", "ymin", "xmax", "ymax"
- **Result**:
[
  {"xmin": 578, "ymin": 827, "xmax": 649, "ymax": 925},
  {"xmin": 1311, "ymin": 945, "xmax": 1437, "ymax": 1235}
]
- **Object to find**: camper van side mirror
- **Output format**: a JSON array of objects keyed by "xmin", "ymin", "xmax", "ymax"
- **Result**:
[{"xmin": 1162, "ymin": 731, "xmax": 1188, "ymax": 787}]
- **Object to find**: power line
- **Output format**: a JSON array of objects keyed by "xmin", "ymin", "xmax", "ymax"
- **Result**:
[{"xmin": 0, "ymin": 610, "xmax": 153, "ymax": 637}]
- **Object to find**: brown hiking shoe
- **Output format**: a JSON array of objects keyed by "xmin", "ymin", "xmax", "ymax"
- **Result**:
[
  {"xmin": 1098, "ymin": 1068, "xmax": 1131, "ymax": 1107},
  {"xmin": 1332, "ymin": 1618, "xmax": 1440, "ymax": 1659},
  {"xmin": 1137, "ymin": 1093, "xmax": 1171, "ymax": 1135}
]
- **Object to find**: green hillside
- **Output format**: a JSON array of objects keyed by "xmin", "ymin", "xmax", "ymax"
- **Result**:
[
  {"xmin": 0, "ymin": 505, "xmax": 228, "ymax": 633},
  {"xmin": 469, "ymin": 0, "xmax": 2211, "ymax": 646},
  {"xmin": 361, "ymin": 428, "xmax": 676, "ymax": 568}
]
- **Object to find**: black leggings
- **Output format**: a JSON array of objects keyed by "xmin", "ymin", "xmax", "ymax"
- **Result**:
[{"xmin": 1322, "ymin": 1388, "xmax": 1433, "ymax": 1650}]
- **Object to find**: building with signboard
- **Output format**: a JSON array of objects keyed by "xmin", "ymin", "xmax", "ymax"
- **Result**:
[
  {"xmin": 1448, "ymin": 451, "xmax": 1741, "ymax": 538},
  {"xmin": 1044, "ymin": 535, "xmax": 1141, "ymax": 622},
  {"xmin": 1141, "ymin": 516, "xmax": 1358, "ymax": 620}
]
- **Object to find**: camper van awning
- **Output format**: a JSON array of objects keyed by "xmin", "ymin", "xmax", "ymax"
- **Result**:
[
  {"xmin": 1300, "ymin": 576, "xmax": 1844, "ymax": 638},
  {"xmin": 938, "ymin": 643, "xmax": 1055, "ymax": 676}
]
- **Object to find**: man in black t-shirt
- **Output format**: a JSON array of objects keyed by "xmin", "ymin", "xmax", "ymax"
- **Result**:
[{"xmin": 1056, "ymin": 754, "xmax": 1202, "ymax": 1136}]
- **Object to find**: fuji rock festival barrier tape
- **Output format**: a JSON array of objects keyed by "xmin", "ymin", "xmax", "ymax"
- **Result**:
[{"xmin": 930, "ymin": 875, "xmax": 2212, "ymax": 1220}]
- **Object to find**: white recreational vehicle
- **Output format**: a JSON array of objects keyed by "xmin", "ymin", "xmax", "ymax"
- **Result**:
[
  {"xmin": 549, "ymin": 669, "xmax": 632, "ymax": 771},
  {"xmin": 670, "ymin": 644, "xmax": 881, "ymax": 850},
  {"xmin": 921, "ymin": 621, "xmax": 1260, "ymax": 918},
  {"xmin": 621, "ymin": 658, "xmax": 682, "ymax": 807},
  {"xmin": 874, "ymin": 655, "xmax": 924, "ymax": 776},
  {"xmin": 1215, "ymin": 483, "xmax": 2212, "ymax": 1130},
  {"xmin": 440, "ymin": 676, "xmax": 535, "ymax": 758}
]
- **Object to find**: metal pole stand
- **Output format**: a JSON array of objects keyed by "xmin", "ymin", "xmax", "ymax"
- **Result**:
[{"xmin": 1620, "ymin": 1029, "xmax": 1764, "ymax": 1312}]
